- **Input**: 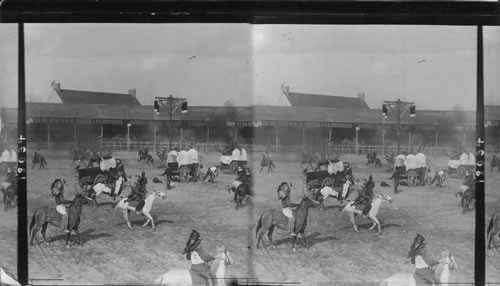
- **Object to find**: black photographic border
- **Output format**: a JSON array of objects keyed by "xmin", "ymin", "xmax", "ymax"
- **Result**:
[{"xmin": 2, "ymin": 1, "xmax": 497, "ymax": 285}]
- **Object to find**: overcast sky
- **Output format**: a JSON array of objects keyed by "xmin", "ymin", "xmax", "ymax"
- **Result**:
[{"xmin": 1, "ymin": 24, "xmax": 499, "ymax": 110}]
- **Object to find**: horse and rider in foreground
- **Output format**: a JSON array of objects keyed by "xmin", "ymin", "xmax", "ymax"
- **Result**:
[
  {"xmin": 29, "ymin": 179, "xmax": 97, "ymax": 247},
  {"xmin": 250, "ymin": 182, "xmax": 320, "ymax": 252},
  {"xmin": 380, "ymin": 234, "xmax": 458, "ymax": 286},
  {"xmin": 342, "ymin": 191, "xmax": 393, "ymax": 233},
  {"xmin": 153, "ymin": 230, "xmax": 234, "ymax": 286},
  {"xmin": 114, "ymin": 187, "xmax": 166, "ymax": 231}
]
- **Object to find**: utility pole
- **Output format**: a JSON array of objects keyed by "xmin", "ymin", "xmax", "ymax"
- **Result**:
[
  {"xmin": 155, "ymin": 95, "xmax": 187, "ymax": 150},
  {"xmin": 383, "ymin": 99, "xmax": 415, "ymax": 153}
]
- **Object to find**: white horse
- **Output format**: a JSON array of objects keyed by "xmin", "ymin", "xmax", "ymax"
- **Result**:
[
  {"xmin": 342, "ymin": 192, "xmax": 393, "ymax": 233},
  {"xmin": 379, "ymin": 250, "xmax": 458, "ymax": 286},
  {"xmin": 114, "ymin": 189, "xmax": 166, "ymax": 231},
  {"xmin": 153, "ymin": 246, "xmax": 233, "ymax": 286},
  {"xmin": 0, "ymin": 267, "xmax": 20, "ymax": 286}
]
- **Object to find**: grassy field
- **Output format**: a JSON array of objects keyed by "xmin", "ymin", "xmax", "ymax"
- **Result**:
[{"xmin": 0, "ymin": 150, "xmax": 499, "ymax": 285}]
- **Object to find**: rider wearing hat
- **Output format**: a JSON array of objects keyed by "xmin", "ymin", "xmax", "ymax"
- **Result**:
[
  {"xmin": 407, "ymin": 234, "xmax": 439, "ymax": 285},
  {"xmin": 51, "ymin": 179, "xmax": 72, "ymax": 233},
  {"xmin": 278, "ymin": 183, "xmax": 298, "ymax": 236},
  {"xmin": 353, "ymin": 175, "xmax": 375, "ymax": 216},
  {"xmin": 124, "ymin": 171, "xmax": 148, "ymax": 212},
  {"xmin": 182, "ymin": 230, "xmax": 216, "ymax": 286}
]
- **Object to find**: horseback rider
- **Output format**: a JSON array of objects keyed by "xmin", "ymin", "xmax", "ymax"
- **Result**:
[
  {"xmin": 407, "ymin": 234, "xmax": 439, "ymax": 285},
  {"xmin": 278, "ymin": 183, "xmax": 299, "ymax": 236},
  {"xmin": 51, "ymin": 179, "xmax": 72, "ymax": 233},
  {"xmin": 182, "ymin": 230, "xmax": 216, "ymax": 286},
  {"xmin": 5, "ymin": 166, "xmax": 17, "ymax": 187},
  {"xmin": 124, "ymin": 171, "xmax": 148, "ymax": 212},
  {"xmin": 353, "ymin": 175, "xmax": 375, "ymax": 216}
]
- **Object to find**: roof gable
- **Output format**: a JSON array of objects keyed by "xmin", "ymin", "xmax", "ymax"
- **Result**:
[
  {"xmin": 285, "ymin": 92, "xmax": 370, "ymax": 109},
  {"xmin": 56, "ymin": 89, "xmax": 141, "ymax": 105}
]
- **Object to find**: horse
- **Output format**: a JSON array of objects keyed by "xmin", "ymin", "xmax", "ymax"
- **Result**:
[
  {"xmin": 366, "ymin": 151, "xmax": 377, "ymax": 165},
  {"xmin": 152, "ymin": 246, "xmax": 234, "ymax": 286},
  {"xmin": 379, "ymin": 250, "xmax": 458, "ymax": 286},
  {"xmin": 32, "ymin": 151, "xmax": 47, "ymax": 169},
  {"xmin": 114, "ymin": 189, "xmax": 167, "ymax": 231},
  {"xmin": 29, "ymin": 193, "xmax": 97, "ymax": 247},
  {"xmin": 455, "ymin": 186, "xmax": 475, "ymax": 214},
  {"xmin": 251, "ymin": 196, "xmax": 319, "ymax": 252},
  {"xmin": 342, "ymin": 192, "xmax": 393, "ymax": 233},
  {"xmin": 260, "ymin": 154, "xmax": 276, "ymax": 172},
  {"xmin": 487, "ymin": 212, "xmax": 500, "ymax": 252},
  {"xmin": 1, "ymin": 180, "xmax": 17, "ymax": 211},
  {"xmin": 0, "ymin": 267, "xmax": 20, "ymax": 286},
  {"xmin": 228, "ymin": 182, "xmax": 253, "ymax": 210}
]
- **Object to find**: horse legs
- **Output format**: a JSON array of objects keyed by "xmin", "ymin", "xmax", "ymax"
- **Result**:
[
  {"xmin": 74, "ymin": 229, "xmax": 82, "ymax": 246},
  {"xmin": 40, "ymin": 223, "xmax": 50, "ymax": 245},
  {"xmin": 30, "ymin": 224, "xmax": 41, "ymax": 246},
  {"xmin": 256, "ymin": 228, "xmax": 266, "ymax": 249},
  {"xmin": 291, "ymin": 235, "xmax": 298, "ymax": 252},
  {"xmin": 369, "ymin": 215, "xmax": 382, "ymax": 233},
  {"xmin": 267, "ymin": 225, "xmax": 275, "ymax": 248},
  {"xmin": 349, "ymin": 213, "xmax": 359, "ymax": 233},
  {"xmin": 143, "ymin": 212, "xmax": 155, "ymax": 230},
  {"xmin": 124, "ymin": 210, "xmax": 134, "ymax": 231},
  {"xmin": 301, "ymin": 232, "xmax": 308, "ymax": 248}
]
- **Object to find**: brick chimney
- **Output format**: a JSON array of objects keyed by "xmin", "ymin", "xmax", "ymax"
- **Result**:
[
  {"xmin": 128, "ymin": 89, "xmax": 136, "ymax": 97},
  {"xmin": 357, "ymin": 92, "xmax": 365, "ymax": 102},
  {"xmin": 53, "ymin": 83, "xmax": 61, "ymax": 92}
]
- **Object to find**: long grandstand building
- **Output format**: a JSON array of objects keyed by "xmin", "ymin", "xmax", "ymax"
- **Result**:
[{"xmin": 1, "ymin": 83, "xmax": 499, "ymax": 153}]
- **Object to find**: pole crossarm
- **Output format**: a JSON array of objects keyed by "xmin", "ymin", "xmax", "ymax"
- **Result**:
[
  {"xmin": 384, "ymin": 99, "xmax": 414, "ymax": 121},
  {"xmin": 155, "ymin": 95, "xmax": 187, "ymax": 150},
  {"xmin": 155, "ymin": 96, "xmax": 186, "ymax": 116}
]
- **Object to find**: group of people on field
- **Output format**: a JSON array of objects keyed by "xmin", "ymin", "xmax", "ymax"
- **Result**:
[{"xmin": 160, "ymin": 144, "xmax": 200, "ymax": 189}]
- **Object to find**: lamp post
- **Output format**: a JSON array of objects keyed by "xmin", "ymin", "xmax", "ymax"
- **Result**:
[
  {"xmin": 154, "ymin": 95, "xmax": 187, "ymax": 150},
  {"xmin": 355, "ymin": 124, "xmax": 360, "ymax": 155},
  {"xmin": 127, "ymin": 122, "xmax": 132, "ymax": 152},
  {"xmin": 382, "ymin": 99, "xmax": 415, "ymax": 154}
]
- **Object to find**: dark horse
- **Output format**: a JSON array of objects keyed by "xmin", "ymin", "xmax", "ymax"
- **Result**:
[
  {"xmin": 252, "ymin": 196, "xmax": 319, "ymax": 251},
  {"xmin": 260, "ymin": 154, "xmax": 276, "ymax": 173},
  {"xmin": 138, "ymin": 148, "xmax": 154, "ymax": 165},
  {"xmin": 1, "ymin": 182, "xmax": 17, "ymax": 211},
  {"xmin": 228, "ymin": 183, "xmax": 253, "ymax": 210},
  {"xmin": 29, "ymin": 193, "xmax": 97, "ymax": 247},
  {"xmin": 456, "ymin": 186, "xmax": 476, "ymax": 214},
  {"xmin": 32, "ymin": 151, "xmax": 47, "ymax": 169}
]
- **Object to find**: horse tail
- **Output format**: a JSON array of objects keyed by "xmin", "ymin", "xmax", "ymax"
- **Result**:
[
  {"xmin": 29, "ymin": 210, "xmax": 37, "ymax": 235},
  {"xmin": 255, "ymin": 213, "xmax": 264, "ymax": 237},
  {"xmin": 487, "ymin": 213, "xmax": 496, "ymax": 241}
]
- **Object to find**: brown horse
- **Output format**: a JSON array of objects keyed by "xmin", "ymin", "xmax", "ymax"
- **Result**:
[
  {"xmin": 251, "ymin": 196, "xmax": 319, "ymax": 252},
  {"xmin": 29, "ymin": 193, "xmax": 97, "ymax": 247}
]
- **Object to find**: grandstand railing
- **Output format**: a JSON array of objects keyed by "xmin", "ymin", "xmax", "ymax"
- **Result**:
[{"xmin": 31, "ymin": 140, "xmax": 458, "ymax": 156}]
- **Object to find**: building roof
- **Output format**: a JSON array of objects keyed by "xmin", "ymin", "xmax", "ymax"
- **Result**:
[
  {"xmin": 285, "ymin": 92, "xmax": 370, "ymax": 109},
  {"xmin": 55, "ymin": 89, "xmax": 141, "ymax": 105},
  {"xmin": 3, "ymin": 102, "xmax": 478, "ymax": 128}
]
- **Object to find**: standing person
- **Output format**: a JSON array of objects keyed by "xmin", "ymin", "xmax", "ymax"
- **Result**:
[
  {"xmin": 51, "ymin": 179, "xmax": 72, "ymax": 233},
  {"xmin": 162, "ymin": 146, "xmax": 179, "ymax": 190},
  {"xmin": 187, "ymin": 144, "xmax": 199, "ymax": 182},
  {"xmin": 407, "ymin": 234, "xmax": 439, "ymax": 285},
  {"xmin": 415, "ymin": 151, "xmax": 427, "ymax": 186},
  {"xmin": 182, "ymin": 230, "xmax": 216, "ymax": 286}
]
